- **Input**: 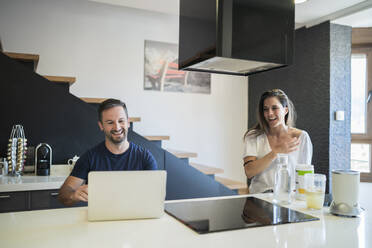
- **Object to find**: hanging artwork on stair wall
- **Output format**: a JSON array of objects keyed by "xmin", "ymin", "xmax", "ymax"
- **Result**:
[{"xmin": 144, "ymin": 40, "xmax": 211, "ymax": 94}]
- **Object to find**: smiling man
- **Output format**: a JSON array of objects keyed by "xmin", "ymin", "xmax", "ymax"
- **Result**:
[{"xmin": 58, "ymin": 99, "xmax": 158, "ymax": 206}]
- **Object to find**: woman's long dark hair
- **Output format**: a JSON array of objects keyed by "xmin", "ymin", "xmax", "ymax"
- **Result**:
[{"xmin": 244, "ymin": 89, "xmax": 296, "ymax": 139}]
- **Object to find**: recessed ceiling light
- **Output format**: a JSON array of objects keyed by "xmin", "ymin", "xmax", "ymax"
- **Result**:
[{"xmin": 295, "ymin": 0, "xmax": 308, "ymax": 4}]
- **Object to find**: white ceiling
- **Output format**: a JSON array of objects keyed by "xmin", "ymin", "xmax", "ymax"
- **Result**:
[
  {"xmin": 90, "ymin": 0, "xmax": 372, "ymax": 28},
  {"xmin": 333, "ymin": 6, "xmax": 372, "ymax": 27},
  {"xmin": 90, "ymin": 0, "xmax": 179, "ymax": 15},
  {"xmin": 296, "ymin": 0, "xmax": 364, "ymax": 23}
]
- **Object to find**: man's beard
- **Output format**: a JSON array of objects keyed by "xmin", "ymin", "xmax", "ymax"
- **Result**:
[{"xmin": 105, "ymin": 129, "xmax": 127, "ymax": 144}]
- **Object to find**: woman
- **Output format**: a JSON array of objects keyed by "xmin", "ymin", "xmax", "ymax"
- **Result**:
[{"xmin": 243, "ymin": 89, "xmax": 312, "ymax": 194}]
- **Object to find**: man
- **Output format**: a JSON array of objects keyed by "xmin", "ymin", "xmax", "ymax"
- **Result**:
[{"xmin": 58, "ymin": 99, "xmax": 158, "ymax": 206}]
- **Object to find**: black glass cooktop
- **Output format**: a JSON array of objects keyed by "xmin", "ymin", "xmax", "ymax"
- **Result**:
[{"xmin": 165, "ymin": 197, "xmax": 318, "ymax": 234}]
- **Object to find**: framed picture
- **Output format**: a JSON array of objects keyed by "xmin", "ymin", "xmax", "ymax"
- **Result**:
[{"xmin": 144, "ymin": 40, "xmax": 211, "ymax": 94}]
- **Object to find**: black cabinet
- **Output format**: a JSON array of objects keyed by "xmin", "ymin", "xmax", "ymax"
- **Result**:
[
  {"xmin": 0, "ymin": 191, "xmax": 28, "ymax": 213},
  {"xmin": 30, "ymin": 189, "xmax": 65, "ymax": 210},
  {"xmin": 0, "ymin": 189, "xmax": 86, "ymax": 213}
]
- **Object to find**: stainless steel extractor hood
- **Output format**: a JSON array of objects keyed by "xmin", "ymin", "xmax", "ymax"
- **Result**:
[{"xmin": 178, "ymin": 0, "xmax": 294, "ymax": 76}]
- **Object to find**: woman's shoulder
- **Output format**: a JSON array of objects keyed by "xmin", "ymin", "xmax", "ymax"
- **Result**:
[
  {"xmin": 245, "ymin": 130, "xmax": 266, "ymax": 141},
  {"xmin": 289, "ymin": 127, "xmax": 308, "ymax": 139}
]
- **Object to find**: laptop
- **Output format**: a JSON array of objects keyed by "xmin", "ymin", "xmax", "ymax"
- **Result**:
[{"xmin": 87, "ymin": 170, "xmax": 167, "ymax": 221}]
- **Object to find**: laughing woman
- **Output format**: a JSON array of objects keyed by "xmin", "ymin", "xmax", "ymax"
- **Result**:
[{"xmin": 243, "ymin": 89, "xmax": 313, "ymax": 194}]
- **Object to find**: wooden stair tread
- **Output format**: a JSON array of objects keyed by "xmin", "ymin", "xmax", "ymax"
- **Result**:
[
  {"xmin": 189, "ymin": 162, "xmax": 224, "ymax": 175},
  {"xmin": 80, "ymin": 98, "xmax": 141, "ymax": 123},
  {"xmin": 167, "ymin": 149, "xmax": 197, "ymax": 158},
  {"xmin": 4, "ymin": 52, "xmax": 39, "ymax": 62},
  {"xmin": 215, "ymin": 176, "xmax": 247, "ymax": 190},
  {"xmin": 80, "ymin": 97, "xmax": 108, "ymax": 103},
  {"xmin": 128, "ymin": 117, "xmax": 141, "ymax": 123},
  {"xmin": 144, "ymin": 136, "xmax": 170, "ymax": 141},
  {"xmin": 3, "ymin": 51, "xmax": 39, "ymax": 71},
  {"xmin": 43, "ymin": 75, "xmax": 76, "ymax": 85}
]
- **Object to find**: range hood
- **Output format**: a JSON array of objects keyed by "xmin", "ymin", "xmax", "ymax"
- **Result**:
[{"xmin": 178, "ymin": 0, "xmax": 294, "ymax": 76}]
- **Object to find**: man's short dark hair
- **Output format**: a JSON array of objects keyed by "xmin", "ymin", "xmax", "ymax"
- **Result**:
[{"xmin": 98, "ymin": 98, "xmax": 128, "ymax": 122}]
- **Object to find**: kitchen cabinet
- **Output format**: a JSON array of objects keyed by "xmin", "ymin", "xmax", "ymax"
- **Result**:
[
  {"xmin": 30, "ymin": 189, "xmax": 65, "ymax": 210},
  {"xmin": 0, "ymin": 191, "xmax": 28, "ymax": 213},
  {"xmin": 0, "ymin": 190, "xmax": 86, "ymax": 213}
]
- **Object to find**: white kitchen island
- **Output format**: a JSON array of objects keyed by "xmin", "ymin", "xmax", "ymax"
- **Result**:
[{"xmin": 0, "ymin": 183, "xmax": 371, "ymax": 248}]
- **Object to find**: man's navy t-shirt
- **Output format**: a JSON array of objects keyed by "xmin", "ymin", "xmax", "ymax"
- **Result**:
[{"xmin": 71, "ymin": 142, "xmax": 158, "ymax": 181}]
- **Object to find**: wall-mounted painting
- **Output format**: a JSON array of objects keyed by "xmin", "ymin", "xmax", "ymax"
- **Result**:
[{"xmin": 144, "ymin": 40, "xmax": 211, "ymax": 94}]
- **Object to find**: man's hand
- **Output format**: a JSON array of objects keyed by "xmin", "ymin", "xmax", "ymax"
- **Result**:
[
  {"xmin": 58, "ymin": 176, "xmax": 87, "ymax": 206},
  {"xmin": 71, "ymin": 184, "xmax": 88, "ymax": 202}
]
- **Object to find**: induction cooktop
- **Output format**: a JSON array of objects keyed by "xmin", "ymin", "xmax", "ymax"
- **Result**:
[{"xmin": 165, "ymin": 197, "xmax": 318, "ymax": 234}]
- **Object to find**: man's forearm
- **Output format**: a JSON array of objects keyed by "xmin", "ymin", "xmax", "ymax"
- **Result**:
[{"xmin": 58, "ymin": 185, "xmax": 79, "ymax": 207}]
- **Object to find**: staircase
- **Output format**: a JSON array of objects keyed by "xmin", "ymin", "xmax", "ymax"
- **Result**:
[{"xmin": 1, "ymin": 51, "xmax": 248, "ymax": 195}]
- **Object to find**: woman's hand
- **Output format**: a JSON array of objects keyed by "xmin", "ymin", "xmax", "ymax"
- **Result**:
[{"xmin": 271, "ymin": 136, "xmax": 299, "ymax": 154}]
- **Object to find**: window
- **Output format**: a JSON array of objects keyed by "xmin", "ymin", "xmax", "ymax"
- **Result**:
[
  {"xmin": 351, "ymin": 54, "xmax": 367, "ymax": 134},
  {"xmin": 351, "ymin": 143, "xmax": 370, "ymax": 173},
  {"xmin": 351, "ymin": 48, "xmax": 372, "ymax": 182}
]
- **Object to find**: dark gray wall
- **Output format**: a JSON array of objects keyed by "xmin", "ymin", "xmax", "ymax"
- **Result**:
[
  {"xmin": 0, "ymin": 52, "xmax": 103, "ymax": 164},
  {"xmin": 0, "ymin": 51, "xmax": 236, "ymax": 200},
  {"xmin": 248, "ymin": 22, "xmax": 351, "ymax": 192}
]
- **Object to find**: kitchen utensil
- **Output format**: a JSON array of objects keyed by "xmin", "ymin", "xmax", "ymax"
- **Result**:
[
  {"xmin": 304, "ymin": 173, "xmax": 326, "ymax": 210},
  {"xmin": 273, "ymin": 154, "xmax": 291, "ymax": 205},
  {"xmin": 67, "ymin": 155, "xmax": 79, "ymax": 166},
  {"xmin": 295, "ymin": 164, "xmax": 314, "ymax": 200},
  {"xmin": 35, "ymin": 143, "xmax": 52, "ymax": 176},
  {"xmin": 67, "ymin": 155, "xmax": 79, "ymax": 172},
  {"xmin": 330, "ymin": 170, "xmax": 363, "ymax": 217},
  {"xmin": 0, "ymin": 157, "xmax": 8, "ymax": 176},
  {"xmin": 6, "ymin": 125, "xmax": 27, "ymax": 176}
]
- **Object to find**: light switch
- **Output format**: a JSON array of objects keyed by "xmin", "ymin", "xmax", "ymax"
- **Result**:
[{"xmin": 335, "ymin": 111, "xmax": 345, "ymax": 121}]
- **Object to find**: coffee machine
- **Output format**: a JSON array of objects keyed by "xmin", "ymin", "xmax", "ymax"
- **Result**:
[{"xmin": 35, "ymin": 143, "xmax": 52, "ymax": 176}]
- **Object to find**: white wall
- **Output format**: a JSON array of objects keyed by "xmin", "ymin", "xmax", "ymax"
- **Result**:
[{"xmin": 0, "ymin": 0, "xmax": 248, "ymax": 182}]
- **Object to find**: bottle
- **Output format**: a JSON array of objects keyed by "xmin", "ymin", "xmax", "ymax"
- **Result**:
[
  {"xmin": 0, "ymin": 158, "xmax": 8, "ymax": 176},
  {"xmin": 273, "ymin": 154, "xmax": 291, "ymax": 205},
  {"xmin": 295, "ymin": 164, "xmax": 314, "ymax": 200}
]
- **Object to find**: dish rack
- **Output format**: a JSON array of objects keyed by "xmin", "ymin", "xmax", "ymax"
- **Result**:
[{"xmin": 7, "ymin": 125, "xmax": 27, "ymax": 176}]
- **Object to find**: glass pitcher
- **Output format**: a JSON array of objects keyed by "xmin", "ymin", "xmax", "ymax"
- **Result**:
[{"xmin": 273, "ymin": 154, "xmax": 291, "ymax": 205}]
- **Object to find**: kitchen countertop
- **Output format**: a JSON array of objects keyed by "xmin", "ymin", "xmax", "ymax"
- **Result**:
[
  {"xmin": 0, "ymin": 165, "xmax": 70, "ymax": 192},
  {"xmin": 0, "ymin": 183, "xmax": 370, "ymax": 248}
]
